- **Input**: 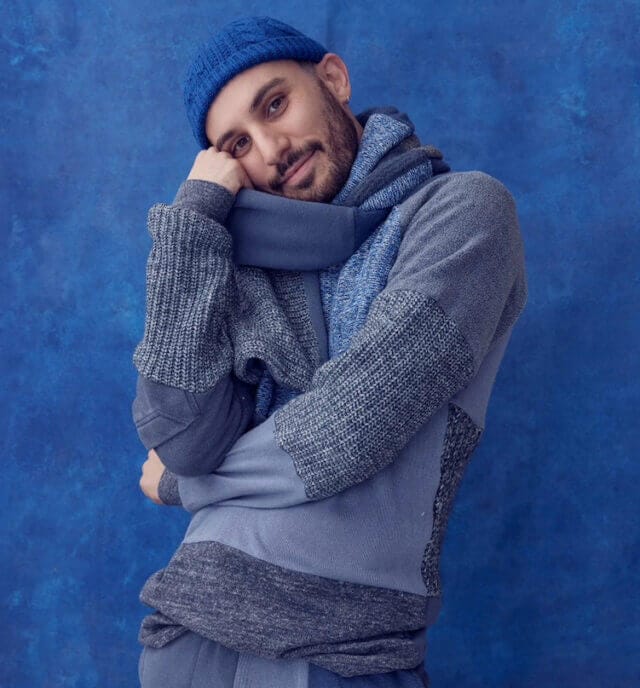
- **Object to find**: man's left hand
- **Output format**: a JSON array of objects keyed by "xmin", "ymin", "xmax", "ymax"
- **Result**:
[{"xmin": 140, "ymin": 449, "xmax": 166, "ymax": 505}]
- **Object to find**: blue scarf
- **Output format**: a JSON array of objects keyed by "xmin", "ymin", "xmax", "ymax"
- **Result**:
[{"xmin": 252, "ymin": 107, "xmax": 445, "ymax": 419}]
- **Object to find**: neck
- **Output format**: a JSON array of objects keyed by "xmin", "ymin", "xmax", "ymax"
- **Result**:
[
  {"xmin": 352, "ymin": 114, "xmax": 365, "ymax": 143},
  {"xmin": 341, "ymin": 102, "xmax": 364, "ymax": 143}
]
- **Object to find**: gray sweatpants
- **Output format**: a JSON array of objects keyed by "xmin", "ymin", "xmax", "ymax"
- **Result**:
[{"xmin": 138, "ymin": 631, "xmax": 429, "ymax": 688}]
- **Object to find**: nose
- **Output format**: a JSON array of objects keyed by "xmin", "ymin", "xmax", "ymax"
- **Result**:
[{"xmin": 253, "ymin": 128, "xmax": 291, "ymax": 168}]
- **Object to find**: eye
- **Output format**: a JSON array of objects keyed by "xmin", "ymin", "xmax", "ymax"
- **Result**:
[
  {"xmin": 231, "ymin": 135, "xmax": 250, "ymax": 157},
  {"xmin": 267, "ymin": 95, "xmax": 285, "ymax": 116}
]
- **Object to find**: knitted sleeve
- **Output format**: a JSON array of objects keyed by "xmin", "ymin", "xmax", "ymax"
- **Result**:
[
  {"xmin": 131, "ymin": 179, "xmax": 325, "ymax": 480},
  {"xmin": 131, "ymin": 180, "xmax": 257, "ymax": 478},
  {"xmin": 157, "ymin": 468, "xmax": 182, "ymax": 506},
  {"xmin": 176, "ymin": 171, "xmax": 528, "ymax": 511},
  {"xmin": 132, "ymin": 180, "xmax": 237, "ymax": 393},
  {"xmin": 272, "ymin": 172, "xmax": 528, "ymax": 500}
]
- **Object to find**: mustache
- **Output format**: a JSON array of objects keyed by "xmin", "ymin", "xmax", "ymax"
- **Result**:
[{"xmin": 269, "ymin": 141, "xmax": 324, "ymax": 191}]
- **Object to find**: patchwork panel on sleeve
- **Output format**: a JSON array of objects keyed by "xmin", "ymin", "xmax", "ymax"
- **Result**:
[
  {"xmin": 272, "ymin": 288, "xmax": 476, "ymax": 500},
  {"xmin": 132, "ymin": 203, "xmax": 235, "ymax": 393},
  {"xmin": 421, "ymin": 402, "xmax": 483, "ymax": 596},
  {"xmin": 228, "ymin": 266, "xmax": 320, "ymax": 392}
]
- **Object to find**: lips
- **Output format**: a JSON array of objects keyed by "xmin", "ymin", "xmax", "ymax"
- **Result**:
[{"xmin": 282, "ymin": 151, "xmax": 316, "ymax": 185}]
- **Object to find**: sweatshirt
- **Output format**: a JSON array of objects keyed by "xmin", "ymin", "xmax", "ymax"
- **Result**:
[{"xmin": 131, "ymin": 106, "xmax": 528, "ymax": 678}]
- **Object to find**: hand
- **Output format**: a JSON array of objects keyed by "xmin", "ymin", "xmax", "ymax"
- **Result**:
[
  {"xmin": 139, "ymin": 448, "xmax": 166, "ymax": 505},
  {"xmin": 186, "ymin": 147, "xmax": 254, "ymax": 195}
]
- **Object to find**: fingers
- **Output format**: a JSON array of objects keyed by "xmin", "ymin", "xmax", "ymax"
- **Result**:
[
  {"xmin": 139, "ymin": 453, "xmax": 165, "ymax": 505},
  {"xmin": 186, "ymin": 147, "xmax": 248, "ymax": 194},
  {"xmin": 147, "ymin": 447, "xmax": 165, "ymax": 467}
]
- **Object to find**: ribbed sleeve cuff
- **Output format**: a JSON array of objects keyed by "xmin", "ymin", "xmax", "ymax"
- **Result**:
[
  {"xmin": 132, "ymin": 203, "xmax": 236, "ymax": 392},
  {"xmin": 158, "ymin": 469, "xmax": 182, "ymax": 506},
  {"xmin": 172, "ymin": 179, "xmax": 236, "ymax": 224}
]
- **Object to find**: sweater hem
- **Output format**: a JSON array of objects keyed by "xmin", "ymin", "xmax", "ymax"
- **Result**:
[{"xmin": 139, "ymin": 539, "xmax": 435, "ymax": 677}]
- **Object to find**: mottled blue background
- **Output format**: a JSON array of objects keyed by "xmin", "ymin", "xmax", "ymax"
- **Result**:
[{"xmin": 1, "ymin": 1, "xmax": 638, "ymax": 686}]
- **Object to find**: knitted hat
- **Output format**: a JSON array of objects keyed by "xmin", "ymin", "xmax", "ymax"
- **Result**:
[{"xmin": 182, "ymin": 16, "xmax": 328, "ymax": 149}]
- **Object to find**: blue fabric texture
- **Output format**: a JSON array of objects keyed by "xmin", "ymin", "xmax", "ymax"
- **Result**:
[
  {"xmin": 182, "ymin": 16, "xmax": 328, "ymax": 149},
  {"xmin": 253, "ymin": 108, "xmax": 435, "ymax": 420},
  {"xmin": 226, "ymin": 188, "xmax": 391, "ymax": 270},
  {"xmin": 138, "ymin": 628, "xmax": 428, "ymax": 687}
]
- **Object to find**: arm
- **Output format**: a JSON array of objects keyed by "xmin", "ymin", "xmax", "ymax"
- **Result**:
[
  {"xmin": 133, "ymin": 170, "xmax": 326, "ymax": 496},
  {"xmin": 132, "ymin": 177, "xmax": 258, "ymax": 483},
  {"xmin": 132, "ymin": 178, "xmax": 236, "ymax": 394},
  {"xmin": 177, "ymin": 171, "xmax": 528, "ymax": 513},
  {"xmin": 132, "ymin": 178, "xmax": 317, "ymax": 509}
]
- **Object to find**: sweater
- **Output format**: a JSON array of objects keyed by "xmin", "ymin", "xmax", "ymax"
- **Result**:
[{"xmin": 131, "ymin": 106, "xmax": 528, "ymax": 677}]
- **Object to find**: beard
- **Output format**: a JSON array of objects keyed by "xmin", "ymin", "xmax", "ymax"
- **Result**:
[{"xmin": 267, "ymin": 79, "xmax": 359, "ymax": 203}]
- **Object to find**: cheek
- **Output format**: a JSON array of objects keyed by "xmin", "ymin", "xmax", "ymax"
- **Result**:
[
  {"xmin": 239, "ymin": 156, "xmax": 267, "ymax": 185},
  {"xmin": 285, "ymin": 101, "xmax": 325, "ymax": 140}
]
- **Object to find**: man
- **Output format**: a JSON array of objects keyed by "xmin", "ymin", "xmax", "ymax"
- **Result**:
[{"xmin": 131, "ymin": 15, "xmax": 528, "ymax": 688}]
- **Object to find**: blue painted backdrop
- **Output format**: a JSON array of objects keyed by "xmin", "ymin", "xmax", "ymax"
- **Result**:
[{"xmin": 1, "ymin": 1, "xmax": 637, "ymax": 686}]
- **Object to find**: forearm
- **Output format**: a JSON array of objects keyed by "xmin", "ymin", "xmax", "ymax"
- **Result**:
[
  {"xmin": 177, "ymin": 411, "xmax": 309, "ymax": 512},
  {"xmin": 176, "ymin": 289, "xmax": 476, "ymax": 512},
  {"xmin": 177, "ymin": 172, "xmax": 528, "ymax": 512},
  {"xmin": 132, "ymin": 180, "xmax": 237, "ymax": 393},
  {"xmin": 171, "ymin": 178, "xmax": 235, "ymax": 222}
]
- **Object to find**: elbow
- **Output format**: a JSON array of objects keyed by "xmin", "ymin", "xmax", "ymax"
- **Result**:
[
  {"xmin": 131, "ymin": 373, "xmax": 229, "ymax": 475},
  {"xmin": 132, "ymin": 373, "xmax": 256, "ymax": 477},
  {"xmin": 152, "ymin": 385, "xmax": 255, "ymax": 476}
]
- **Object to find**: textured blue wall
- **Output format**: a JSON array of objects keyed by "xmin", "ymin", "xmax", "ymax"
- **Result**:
[{"xmin": 1, "ymin": 1, "xmax": 638, "ymax": 686}]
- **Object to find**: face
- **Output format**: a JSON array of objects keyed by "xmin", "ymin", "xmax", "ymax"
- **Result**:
[{"xmin": 205, "ymin": 56, "xmax": 362, "ymax": 202}]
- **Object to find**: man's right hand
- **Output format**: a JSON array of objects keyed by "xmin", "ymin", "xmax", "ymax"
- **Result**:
[{"xmin": 186, "ymin": 147, "xmax": 254, "ymax": 195}]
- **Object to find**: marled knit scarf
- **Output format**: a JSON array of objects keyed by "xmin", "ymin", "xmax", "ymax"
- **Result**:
[{"xmin": 253, "ymin": 107, "xmax": 440, "ymax": 419}]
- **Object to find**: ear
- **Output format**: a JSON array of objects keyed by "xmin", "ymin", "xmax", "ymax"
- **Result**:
[{"xmin": 314, "ymin": 53, "xmax": 351, "ymax": 104}]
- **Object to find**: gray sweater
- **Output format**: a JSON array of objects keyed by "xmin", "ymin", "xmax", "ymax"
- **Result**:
[{"xmin": 131, "ymin": 114, "xmax": 528, "ymax": 677}]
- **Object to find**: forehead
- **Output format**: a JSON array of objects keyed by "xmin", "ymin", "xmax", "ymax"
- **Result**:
[{"xmin": 205, "ymin": 59, "xmax": 308, "ymax": 142}]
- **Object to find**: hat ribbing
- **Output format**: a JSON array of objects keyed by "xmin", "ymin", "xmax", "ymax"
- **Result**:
[{"xmin": 182, "ymin": 16, "xmax": 328, "ymax": 149}]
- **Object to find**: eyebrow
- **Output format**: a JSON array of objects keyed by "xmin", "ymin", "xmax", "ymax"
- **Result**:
[{"xmin": 214, "ymin": 77, "xmax": 287, "ymax": 151}]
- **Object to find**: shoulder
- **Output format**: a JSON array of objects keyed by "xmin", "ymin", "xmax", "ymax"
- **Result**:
[
  {"xmin": 400, "ymin": 170, "xmax": 518, "ymax": 225},
  {"xmin": 387, "ymin": 170, "xmax": 526, "ymax": 293},
  {"xmin": 385, "ymin": 170, "xmax": 528, "ymax": 364},
  {"xmin": 395, "ymin": 170, "xmax": 524, "ymax": 257}
]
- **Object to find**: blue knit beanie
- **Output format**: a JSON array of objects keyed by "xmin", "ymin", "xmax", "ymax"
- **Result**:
[{"xmin": 182, "ymin": 16, "xmax": 328, "ymax": 149}]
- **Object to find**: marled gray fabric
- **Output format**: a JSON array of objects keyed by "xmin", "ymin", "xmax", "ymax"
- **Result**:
[
  {"xmin": 273, "ymin": 289, "xmax": 475, "ymax": 500},
  {"xmin": 343, "ymin": 144, "xmax": 441, "ymax": 207},
  {"xmin": 139, "ymin": 540, "xmax": 427, "ymax": 677},
  {"xmin": 157, "ymin": 469, "xmax": 182, "ymax": 506},
  {"xmin": 132, "ymin": 202, "xmax": 319, "ymax": 399},
  {"xmin": 173, "ymin": 178, "xmax": 236, "ymax": 223},
  {"xmin": 228, "ymin": 267, "xmax": 319, "ymax": 390},
  {"xmin": 132, "ymin": 204, "xmax": 236, "ymax": 393},
  {"xmin": 421, "ymin": 403, "xmax": 483, "ymax": 596},
  {"xmin": 137, "ymin": 609, "xmax": 187, "ymax": 646}
]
